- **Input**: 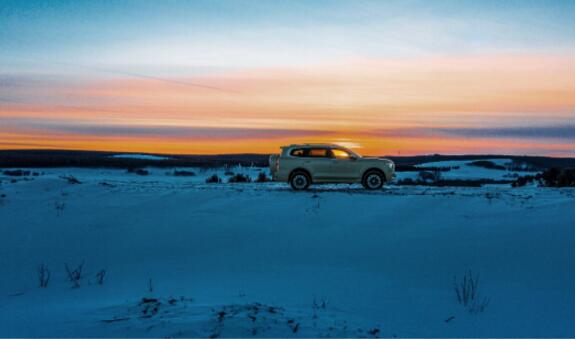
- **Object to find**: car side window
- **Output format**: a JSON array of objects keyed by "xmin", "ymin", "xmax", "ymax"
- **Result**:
[
  {"xmin": 290, "ymin": 149, "xmax": 306, "ymax": 157},
  {"xmin": 331, "ymin": 149, "xmax": 351, "ymax": 159},
  {"xmin": 308, "ymin": 148, "xmax": 329, "ymax": 158}
]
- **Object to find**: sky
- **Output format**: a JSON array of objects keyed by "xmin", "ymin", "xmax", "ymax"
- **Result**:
[{"xmin": 1, "ymin": 0, "xmax": 575, "ymax": 156}]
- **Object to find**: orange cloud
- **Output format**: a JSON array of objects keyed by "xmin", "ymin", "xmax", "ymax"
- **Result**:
[{"xmin": 1, "ymin": 53, "xmax": 575, "ymax": 155}]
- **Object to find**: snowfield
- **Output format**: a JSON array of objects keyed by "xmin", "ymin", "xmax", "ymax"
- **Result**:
[
  {"xmin": 1, "ymin": 162, "xmax": 574, "ymax": 337},
  {"xmin": 417, "ymin": 159, "xmax": 519, "ymax": 180}
]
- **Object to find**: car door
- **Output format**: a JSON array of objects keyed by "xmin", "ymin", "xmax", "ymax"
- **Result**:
[
  {"xmin": 329, "ymin": 148, "xmax": 359, "ymax": 180},
  {"xmin": 306, "ymin": 148, "xmax": 332, "ymax": 180}
]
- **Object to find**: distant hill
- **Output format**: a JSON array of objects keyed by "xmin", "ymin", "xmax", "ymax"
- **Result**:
[
  {"xmin": 1, "ymin": 149, "xmax": 574, "ymax": 169},
  {"xmin": 386, "ymin": 154, "xmax": 575, "ymax": 169},
  {"xmin": 0, "ymin": 150, "xmax": 270, "ymax": 168}
]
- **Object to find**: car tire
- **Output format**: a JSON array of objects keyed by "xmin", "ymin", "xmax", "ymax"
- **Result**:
[
  {"xmin": 362, "ymin": 170, "xmax": 385, "ymax": 190},
  {"xmin": 289, "ymin": 171, "xmax": 311, "ymax": 190}
]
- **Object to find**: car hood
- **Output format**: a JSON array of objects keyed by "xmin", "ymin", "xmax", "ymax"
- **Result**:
[
  {"xmin": 360, "ymin": 157, "xmax": 393, "ymax": 163},
  {"xmin": 357, "ymin": 157, "xmax": 394, "ymax": 167}
]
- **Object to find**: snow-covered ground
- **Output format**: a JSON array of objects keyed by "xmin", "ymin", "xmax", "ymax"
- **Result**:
[
  {"xmin": 393, "ymin": 158, "xmax": 531, "ymax": 183},
  {"xmin": 1, "ymin": 161, "xmax": 574, "ymax": 337},
  {"xmin": 417, "ymin": 159, "xmax": 517, "ymax": 180}
]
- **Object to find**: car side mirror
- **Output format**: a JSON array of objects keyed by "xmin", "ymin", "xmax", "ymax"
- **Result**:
[{"xmin": 350, "ymin": 156, "xmax": 358, "ymax": 161}]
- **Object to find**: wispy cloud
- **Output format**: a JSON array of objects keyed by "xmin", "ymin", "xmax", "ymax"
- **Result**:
[
  {"xmin": 0, "ymin": 117, "xmax": 331, "ymax": 139},
  {"xmin": 434, "ymin": 126, "xmax": 575, "ymax": 140},
  {"xmin": 371, "ymin": 125, "xmax": 575, "ymax": 140}
]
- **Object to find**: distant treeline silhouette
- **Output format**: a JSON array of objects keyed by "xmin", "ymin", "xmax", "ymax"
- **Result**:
[{"xmin": 1, "ymin": 150, "xmax": 575, "ymax": 169}]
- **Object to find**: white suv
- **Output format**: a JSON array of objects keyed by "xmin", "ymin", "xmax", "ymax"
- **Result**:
[{"xmin": 269, "ymin": 144, "xmax": 395, "ymax": 190}]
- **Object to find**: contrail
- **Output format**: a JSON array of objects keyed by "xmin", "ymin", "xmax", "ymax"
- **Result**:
[
  {"xmin": 82, "ymin": 65, "xmax": 242, "ymax": 94},
  {"xmin": 7, "ymin": 56, "xmax": 241, "ymax": 94},
  {"xmin": 0, "ymin": 98, "xmax": 126, "ymax": 114}
]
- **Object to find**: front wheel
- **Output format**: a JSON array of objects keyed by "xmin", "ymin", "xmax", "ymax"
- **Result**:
[
  {"xmin": 362, "ymin": 170, "xmax": 385, "ymax": 190},
  {"xmin": 289, "ymin": 171, "xmax": 311, "ymax": 190}
]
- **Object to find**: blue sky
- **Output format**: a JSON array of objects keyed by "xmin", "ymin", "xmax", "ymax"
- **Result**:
[
  {"xmin": 1, "ymin": 0, "xmax": 575, "ymax": 155},
  {"xmin": 2, "ymin": 0, "xmax": 575, "ymax": 72}
]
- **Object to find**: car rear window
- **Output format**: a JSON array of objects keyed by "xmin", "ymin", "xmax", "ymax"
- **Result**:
[{"xmin": 290, "ymin": 148, "xmax": 306, "ymax": 157}]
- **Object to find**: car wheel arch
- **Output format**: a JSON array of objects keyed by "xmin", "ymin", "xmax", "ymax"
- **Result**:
[
  {"xmin": 362, "ymin": 168, "xmax": 387, "ymax": 182},
  {"xmin": 289, "ymin": 168, "xmax": 312, "ymax": 190},
  {"xmin": 289, "ymin": 168, "xmax": 312, "ymax": 182}
]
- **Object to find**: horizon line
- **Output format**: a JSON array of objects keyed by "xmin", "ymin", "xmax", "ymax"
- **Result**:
[{"xmin": 1, "ymin": 148, "xmax": 574, "ymax": 160}]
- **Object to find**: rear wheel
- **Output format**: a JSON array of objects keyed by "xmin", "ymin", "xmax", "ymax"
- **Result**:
[
  {"xmin": 362, "ymin": 170, "xmax": 385, "ymax": 190},
  {"xmin": 289, "ymin": 171, "xmax": 311, "ymax": 190}
]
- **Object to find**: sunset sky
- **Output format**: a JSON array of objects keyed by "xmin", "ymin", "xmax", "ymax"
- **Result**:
[{"xmin": 1, "ymin": 0, "xmax": 575, "ymax": 156}]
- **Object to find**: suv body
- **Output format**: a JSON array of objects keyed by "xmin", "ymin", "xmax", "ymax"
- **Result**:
[{"xmin": 269, "ymin": 144, "xmax": 395, "ymax": 190}]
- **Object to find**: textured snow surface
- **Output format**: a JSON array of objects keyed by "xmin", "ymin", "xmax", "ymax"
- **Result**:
[{"xmin": 1, "ymin": 161, "xmax": 574, "ymax": 337}]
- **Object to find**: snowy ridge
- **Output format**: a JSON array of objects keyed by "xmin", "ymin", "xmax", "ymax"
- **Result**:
[{"xmin": 110, "ymin": 154, "xmax": 171, "ymax": 160}]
